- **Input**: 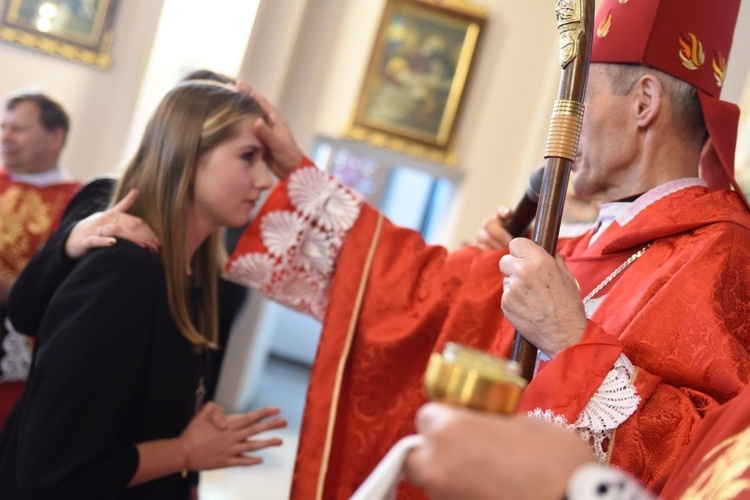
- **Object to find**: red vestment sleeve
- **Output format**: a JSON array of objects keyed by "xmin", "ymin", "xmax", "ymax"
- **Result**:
[
  {"xmin": 519, "ymin": 327, "xmax": 710, "ymax": 486},
  {"xmin": 520, "ymin": 214, "xmax": 750, "ymax": 487},
  {"xmin": 591, "ymin": 189, "xmax": 750, "ymax": 487},
  {"xmin": 228, "ymin": 161, "xmax": 516, "ymax": 499}
]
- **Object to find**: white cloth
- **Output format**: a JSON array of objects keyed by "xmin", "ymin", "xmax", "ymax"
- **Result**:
[
  {"xmin": 588, "ymin": 177, "xmax": 706, "ymax": 246},
  {"xmin": 349, "ymin": 434, "xmax": 426, "ymax": 500},
  {"xmin": 589, "ymin": 202, "xmax": 632, "ymax": 246}
]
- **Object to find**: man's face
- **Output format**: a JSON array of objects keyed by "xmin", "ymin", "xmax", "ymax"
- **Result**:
[
  {"xmin": 1, "ymin": 101, "xmax": 64, "ymax": 174},
  {"xmin": 572, "ymin": 64, "xmax": 639, "ymax": 202}
]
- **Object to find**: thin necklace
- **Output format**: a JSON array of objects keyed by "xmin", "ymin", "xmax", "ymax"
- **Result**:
[{"xmin": 583, "ymin": 243, "xmax": 651, "ymax": 304}]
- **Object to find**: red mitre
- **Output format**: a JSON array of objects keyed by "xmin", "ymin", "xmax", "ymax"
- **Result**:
[{"xmin": 591, "ymin": 0, "xmax": 745, "ymax": 199}]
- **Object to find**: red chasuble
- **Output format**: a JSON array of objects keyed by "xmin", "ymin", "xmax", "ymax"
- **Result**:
[
  {"xmin": 658, "ymin": 383, "xmax": 750, "ymax": 499},
  {"xmin": 228, "ymin": 161, "xmax": 750, "ymax": 499},
  {"xmin": 0, "ymin": 168, "xmax": 81, "ymax": 426}
]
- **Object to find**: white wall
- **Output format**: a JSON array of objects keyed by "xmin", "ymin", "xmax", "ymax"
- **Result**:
[{"xmin": 123, "ymin": 0, "xmax": 260, "ymax": 159}]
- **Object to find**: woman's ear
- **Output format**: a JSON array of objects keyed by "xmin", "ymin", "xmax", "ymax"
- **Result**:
[{"xmin": 632, "ymin": 74, "xmax": 663, "ymax": 127}]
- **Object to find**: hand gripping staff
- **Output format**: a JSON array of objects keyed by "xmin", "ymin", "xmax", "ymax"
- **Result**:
[
  {"xmin": 510, "ymin": 0, "xmax": 595, "ymax": 383},
  {"xmin": 351, "ymin": 8, "xmax": 599, "ymax": 497}
]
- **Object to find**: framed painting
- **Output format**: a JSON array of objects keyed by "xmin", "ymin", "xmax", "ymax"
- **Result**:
[
  {"xmin": 0, "ymin": 0, "xmax": 119, "ymax": 68},
  {"xmin": 345, "ymin": 0, "xmax": 486, "ymax": 164}
]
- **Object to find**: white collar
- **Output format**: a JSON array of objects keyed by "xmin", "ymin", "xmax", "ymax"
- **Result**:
[
  {"xmin": 6, "ymin": 166, "xmax": 74, "ymax": 187},
  {"xmin": 616, "ymin": 177, "xmax": 706, "ymax": 226},
  {"xmin": 589, "ymin": 178, "xmax": 706, "ymax": 246}
]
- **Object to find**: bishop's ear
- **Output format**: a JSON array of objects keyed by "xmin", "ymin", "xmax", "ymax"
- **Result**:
[{"xmin": 632, "ymin": 74, "xmax": 663, "ymax": 127}]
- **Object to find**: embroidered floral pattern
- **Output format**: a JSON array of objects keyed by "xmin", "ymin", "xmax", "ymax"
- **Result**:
[
  {"xmin": 528, "ymin": 354, "xmax": 641, "ymax": 462},
  {"xmin": 228, "ymin": 166, "xmax": 363, "ymax": 320},
  {"xmin": 261, "ymin": 211, "xmax": 306, "ymax": 257}
]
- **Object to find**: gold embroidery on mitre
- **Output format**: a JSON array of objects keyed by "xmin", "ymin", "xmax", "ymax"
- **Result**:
[
  {"xmin": 597, "ymin": 12, "xmax": 612, "ymax": 38},
  {"xmin": 712, "ymin": 52, "xmax": 727, "ymax": 88},
  {"xmin": 0, "ymin": 186, "xmax": 53, "ymax": 278},
  {"xmin": 618, "ymin": 0, "xmax": 629, "ymax": 3},
  {"xmin": 679, "ymin": 33, "xmax": 705, "ymax": 70},
  {"xmin": 681, "ymin": 426, "xmax": 750, "ymax": 499}
]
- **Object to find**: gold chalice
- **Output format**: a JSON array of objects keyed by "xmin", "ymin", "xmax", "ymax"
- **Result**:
[{"xmin": 425, "ymin": 342, "xmax": 527, "ymax": 414}]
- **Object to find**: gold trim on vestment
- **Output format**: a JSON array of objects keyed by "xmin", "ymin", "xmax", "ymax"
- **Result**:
[
  {"xmin": 681, "ymin": 425, "xmax": 750, "ymax": 498},
  {"xmin": 315, "ymin": 213, "xmax": 384, "ymax": 500}
]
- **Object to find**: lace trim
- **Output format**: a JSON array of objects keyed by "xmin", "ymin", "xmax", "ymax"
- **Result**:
[
  {"xmin": 227, "ymin": 167, "xmax": 363, "ymax": 320},
  {"xmin": 0, "ymin": 318, "xmax": 32, "ymax": 381},
  {"xmin": 528, "ymin": 354, "xmax": 640, "ymax": 462},
  {"xmin": 528, "ymin": 408, "xmax": 571, "ymax": 427},
  {"xmin": 617, "ymin": 178, "xmax": 705, "ymax": 225}
]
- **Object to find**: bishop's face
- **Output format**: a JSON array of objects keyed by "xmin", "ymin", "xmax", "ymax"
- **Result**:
[{"xmin": 572, "ymin": 64, "xmax": 640, "ymax": 203}]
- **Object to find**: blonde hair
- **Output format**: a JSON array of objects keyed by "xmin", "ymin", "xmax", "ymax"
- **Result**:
[{"xmin": 115, "ymin": 81, "xmax": 265, "ymax": 349}]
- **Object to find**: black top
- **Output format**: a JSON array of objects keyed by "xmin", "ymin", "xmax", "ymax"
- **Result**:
[
  {"xmin": 6, "ymin": 176, "xmax": 117, "ymax": 337},
  {"xmin": 6, "ymin": 176, "xmax": 248, "ymax": 400},
  {"xmin": 0, "ymin": 241, "xmax": 201, "ymax": 499}
]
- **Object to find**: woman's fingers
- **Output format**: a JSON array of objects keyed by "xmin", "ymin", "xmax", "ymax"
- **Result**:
[
  {"xmin": 227, "ymin": 406, "xmax": 282, "ymax": 429},
  {"xmin": 228, "ymin": 456, "xmax": 264, "ymax": 467},
  {"xmin": 104, "ymin": 212, "xmax": 160, "ymax": 252},
  {"xmin": 234, "ymin": 437, "xmax": 283, "ymax": 455},
  {"xmin": 111, "ymin": 188, "xmax": 139, "ymax": 213},
  {"xmin": 226, "ymin": 415, "xmax": 287, "ymax": 443},
  {"xmin": 240, "ymin": 416, "xmax": 288, "ymax": 438}
]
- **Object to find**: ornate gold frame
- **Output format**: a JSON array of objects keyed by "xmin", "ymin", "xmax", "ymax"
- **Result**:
[
  {"xmin": 0, "ymin": 0, "xmax": 119, "ymax": 69},
  {"xmin": 344, "ymin": 0, "xmax": 486, "ymax": 165}
]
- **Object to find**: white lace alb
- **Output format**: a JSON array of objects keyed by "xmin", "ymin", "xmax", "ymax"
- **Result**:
[{"xmin": 529, "ymin": 355, "xmax": 641, "ymax": 462}]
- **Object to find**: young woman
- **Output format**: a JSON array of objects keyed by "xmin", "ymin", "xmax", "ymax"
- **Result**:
[{"xmin": 0, "ymin": 81, "xmax": 286, "ymax": 499}]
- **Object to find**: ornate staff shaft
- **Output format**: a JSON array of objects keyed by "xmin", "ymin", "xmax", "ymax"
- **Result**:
[{"xmin": 511, "ymin": 0, "xmax": 595, "ymax": 382}]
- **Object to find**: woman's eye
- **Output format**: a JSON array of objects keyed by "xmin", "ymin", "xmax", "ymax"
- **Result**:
[{"xmin": 242, "ymin": 152, "xmax": 257, "ymax": 162}]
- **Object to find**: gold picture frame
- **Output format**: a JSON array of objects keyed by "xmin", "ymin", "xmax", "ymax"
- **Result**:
[
  {"xmin": 345, "ymin": 0, "xmax": 486, "ymax": 164},
  {"xmin": 0, "ymin": 0, "xmax": 119, "ymax": 69}
]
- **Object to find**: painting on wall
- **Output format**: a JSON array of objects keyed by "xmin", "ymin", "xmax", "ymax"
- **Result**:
[
  {"xmin": 0, "ymin": 0, "xmax": 119, "ymax": 68},
  {"xmin": 345, "ymin": 0, "xmax": 486, "ymax": 164}
]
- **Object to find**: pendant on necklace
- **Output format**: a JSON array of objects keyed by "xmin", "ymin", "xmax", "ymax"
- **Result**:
[{"xmin": 194, "ymin": 376, "xmax": 206, "ymax": 413}]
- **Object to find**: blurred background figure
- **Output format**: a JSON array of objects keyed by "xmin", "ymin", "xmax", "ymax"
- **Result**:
[{"xmin": 0, "ymin": 90, "xmax": 80, "ymax": 427}]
